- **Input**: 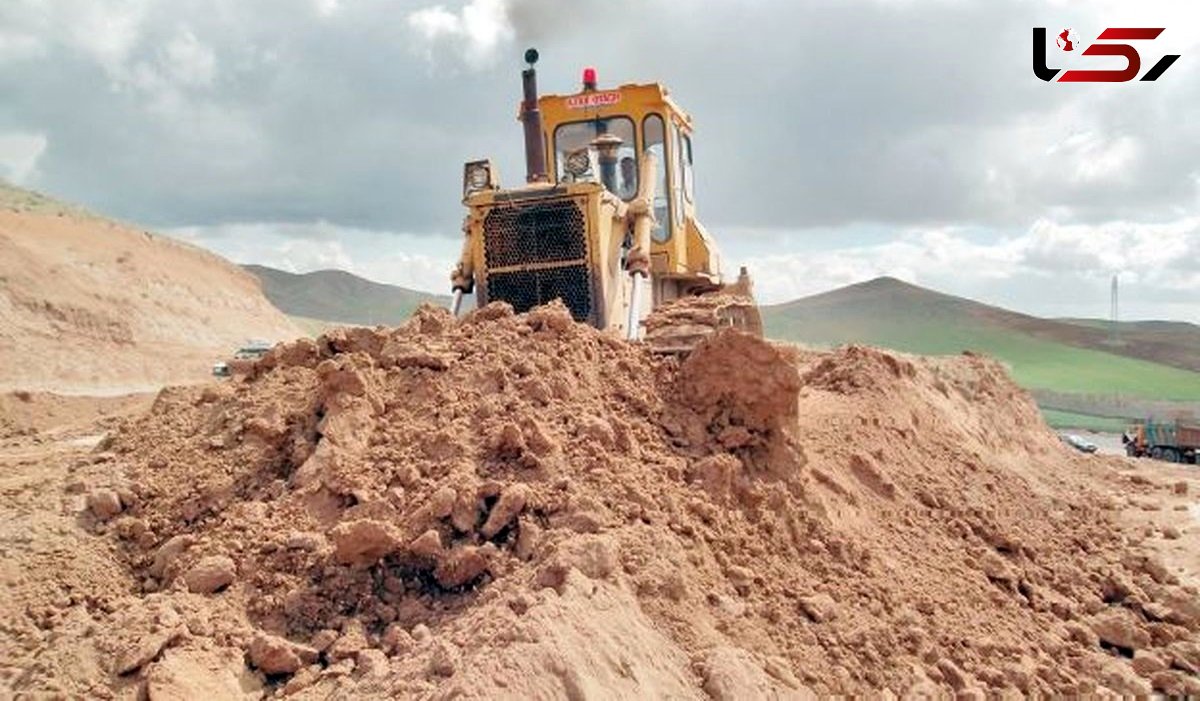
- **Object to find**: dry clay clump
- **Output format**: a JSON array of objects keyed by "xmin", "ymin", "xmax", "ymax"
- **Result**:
[{"xmin": 98, "ymin": 301, "xmax": 1200, "ymax": 697}]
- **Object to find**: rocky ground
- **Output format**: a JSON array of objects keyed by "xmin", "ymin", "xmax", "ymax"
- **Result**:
[{"xmin": 1, "ymin": 302, "xmax": 1198, "ymax": 698}]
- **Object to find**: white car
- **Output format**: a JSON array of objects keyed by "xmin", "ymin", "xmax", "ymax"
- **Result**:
[{"xmin": 1061, "ymin": 433, "xmax": 1098, "ymax": 454}]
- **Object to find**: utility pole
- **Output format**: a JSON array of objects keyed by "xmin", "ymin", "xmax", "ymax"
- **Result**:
[{"xmin": 1109, "ymin": 274, "xmax": 1119, "ymax": 345}]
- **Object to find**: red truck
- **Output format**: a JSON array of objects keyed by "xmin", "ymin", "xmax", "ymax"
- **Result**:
[{"xmin": 1124, "ymin": 418, "xmax": 1200, "ymax": 464}]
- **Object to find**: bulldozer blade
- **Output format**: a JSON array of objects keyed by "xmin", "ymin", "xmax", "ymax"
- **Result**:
[{"xmin": 643, "ymin": 293, "xmax": 763, "ymax": 356}]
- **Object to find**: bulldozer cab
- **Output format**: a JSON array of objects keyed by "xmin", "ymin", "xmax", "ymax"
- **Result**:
[
  {"xmin": 537, "ymin": 79, "xmax": 719, "ymax": 283},
  {"xmin": 450, "ymin": 53, "xmax": 751, "ymax": 345}
]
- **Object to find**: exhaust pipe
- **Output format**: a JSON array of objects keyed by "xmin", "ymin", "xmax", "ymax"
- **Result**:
[{"xmin": 520, "ymin": 48, "xmax": 548, "ymax": 184}]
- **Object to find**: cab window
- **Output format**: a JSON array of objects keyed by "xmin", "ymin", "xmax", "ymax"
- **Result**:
[
  {"xmin": 681, "ymin": 133, "xmax": 695, "ymax": 203},
  {"xmin": 668, "ymin": 121, "xmax": 684, "ymax": 225},
  {"xmin": 642, "ymin": 114, "xmax": 670, "ymax": 242},
  {"xmin": 553, "ymin": 117, "xmax": 638, "ymax": 200}
]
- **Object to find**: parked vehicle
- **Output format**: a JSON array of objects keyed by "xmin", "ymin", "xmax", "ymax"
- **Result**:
[
  {"xmin": 1060, "ymin": 433, "xmax": 1098, "ymax": 454},
  {"xmin": 1123, "ymin": 418, "xmax": 1200, "ymax": 464},
  {"xmin": 212, "ymin": 341, "xmax": 274, "ymax": 378}
]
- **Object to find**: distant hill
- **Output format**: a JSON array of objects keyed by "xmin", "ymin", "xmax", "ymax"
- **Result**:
[
  {"xmin": 244, "ymin": 265, "xmax": 449, "ymax": 327},
  {"xmin": 761, "ymin": 277, "xmax": 1200, "ymax": 403},
  {"xmin": 235, "ymin": 260, "xmax": 1200, "ymax": 422},
  {"xmin": 1053, "ymin": 317, "xmax": 1200, "ymax": 371},
  {"xmin": 0, "ymin": 183, "xmax": 300, "ymax": 393}
]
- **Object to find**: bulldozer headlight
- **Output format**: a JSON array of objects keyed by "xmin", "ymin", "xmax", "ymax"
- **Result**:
[{"xmin": 463, "ymin": 159, "xmax": 496, "ymax": 198}]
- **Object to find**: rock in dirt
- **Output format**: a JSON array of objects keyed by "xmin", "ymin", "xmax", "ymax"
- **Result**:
[
  {"xmin": 149, "ymin": 534, "xmax": 194, "ymax": 578},
  {"xmin": 699, "ymin": 646, "xmax": 810, "ymax": 700},
  {"xmin": 798, "ymin": 593, "xmax": 839, "ymax": 623},
  {"xmin": 285, "ymin": 530, "xmax": 324, "ymax": 551},
  {"xmin": 536, "ymin": 535, "xmax": 617, "ymax": 590},
  {"xmin": 726, "ymin": 565, "xmax": 754, "ymax": 593},
  {"xmin": 327, "ymin": 622, "xmax": 369, "ymax": 662},
  {"xmin": 248, "ymin": 632, "xmax": 304, "ymax": 675},
  {"xmin": 87, "ymin": 489, "xmax": 123, "ymax": 520},
  {"xmin": 282, "ymin": 667, "xmax": 321, "ymax": 696},
  {"xmin": 1124, "ymin": 552, "xmax": 1173, "ymax": 585},
  {"xmin": 381, "ymin": 624, "xmax": 415, "ymax": 656},
  {"xmin": 689, "ymin": 454, "xmax": 743, "ymax": 500},
  {"xmin": 1090, "ymin": 611, "xmax": 1151, "ymax": 651},
  {"xmin": 183, "ymin": 555, "xmax": 236, "ymax": 594},
  {"xmin": 1131, "ymin": 651, "xmax": 1167, "ymax": 677},
  {"xmin": 514, "ymin": 518, "xmax": 541, "ymax": 560},
  {"xmin": 434, "ymin": 545, "xmax": 491, "ymax": 588},
  {"xmin": 450, "ymin": 490, "xmax": 481, "ymax": 533},
  {"xmin": 1155, "ymin": 589, "xmax": 1200, "ymax": 630},
  {"xmin": 145, "ymin": 646, "xmax": 263, "ymax": 700},
  {"xmin": 428, "ymin": 640, "xmax": 459, "ymax": 677},
  {"xmin": 480, "ymin": 484, "xmax": 529, "ymax": 539},
  {"xmin": 330, "ymin": 519, "xmax": 400, "ymax": 566},
  {"xmin": 408, "ymin": 528, "xmax": 443, "ymax": 559},
  {"xmin": 356, "ymin": 648, "xmax": 390, "ymax": 678},
  {"xmin": 1064, "ymin": 621, "xmax": 1099, "ymax": 647},
  {"xmin": 1167, "ymin": 640, "xmax": 1200, "ymax": 673},
  {"xmin": 310, "ymin": 629, "xmax": 339, "ymax": 652},
  {"xmin": 935, "ymin": 657, "xmax": 974, "ymax": 691},
  {"xmin": 115, "ymin": 627, "xmax": 182, "ymax": 675},
  {"xmin": 422, "ymin": 486, "xmax": 457, "ymax": 522}
]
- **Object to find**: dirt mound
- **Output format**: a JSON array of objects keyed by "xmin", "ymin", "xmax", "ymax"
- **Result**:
[
  {"xmin": 12, "ymin": 301, "xmax": 1200, "ymax": 697},
  {"xmin": 0, "ymin": 202, "xmax": 299, "ymax": 393}
]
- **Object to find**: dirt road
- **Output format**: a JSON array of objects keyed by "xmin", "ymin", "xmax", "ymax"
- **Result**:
[{"xmin": 0, "ymin": 393, "xmax": 152, "ymax": 695}]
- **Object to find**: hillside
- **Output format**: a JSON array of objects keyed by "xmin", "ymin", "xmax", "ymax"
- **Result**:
[
  {"xmin": 0, "ymin": 184, "xmax": 301, "ymax": 393},
  {"xmin": 244, "ymin": 264, "xmax": 449, "ymax": 327},
  {"xmin": 1055, "ymin": 318, "xmax": 1200, "ymax": 372},
  {"xmin": 762, "ymin": 277, "xmax": 1200, "ymax": 404}
]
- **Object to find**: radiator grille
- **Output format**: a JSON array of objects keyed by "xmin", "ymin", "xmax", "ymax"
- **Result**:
[
  {"xmin": 482, "ymin": 199, "xmax": 587, "ymax": 269},
  {"xmin": 487, "ymin": 265, "xmax": 591, "ymax": 322}
]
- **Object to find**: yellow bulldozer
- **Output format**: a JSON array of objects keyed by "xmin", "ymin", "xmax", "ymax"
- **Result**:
[{"xmin": 449, "ymin": 48, "xmax": 760, "ymax": 352}]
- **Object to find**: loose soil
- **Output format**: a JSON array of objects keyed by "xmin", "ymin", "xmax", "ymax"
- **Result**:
[{"xmin": 2, "ymin": 302, "xmax": 1198, "ymax": 698}]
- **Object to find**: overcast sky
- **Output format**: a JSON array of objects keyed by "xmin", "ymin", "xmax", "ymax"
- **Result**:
[{"xmin": 1, "ymin": 0, "xmax": 1198, "ymax": 321}]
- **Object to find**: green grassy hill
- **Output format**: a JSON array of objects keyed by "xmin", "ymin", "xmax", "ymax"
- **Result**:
[
  {"xmin": 244, "ymin": 265, "xmax": 449, "ymax": 327},
  {"xmin": 1052, "ymin": 318, "xmax": 1200, "ymax": 372},
  {"xmin": 762, "ymin": 277, "xmax": 1200, "ymax": 403}
]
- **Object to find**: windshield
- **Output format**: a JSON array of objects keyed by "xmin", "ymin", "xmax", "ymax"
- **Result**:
[
  {"xmin": 553, "ymin": 117, "xmax": 638, "ymax": 200},
  {"xmin": 643, "ymin": 114, "xmax": 669, "ymax": 242}
]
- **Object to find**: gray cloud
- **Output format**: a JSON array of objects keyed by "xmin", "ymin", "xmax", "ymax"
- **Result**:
[
  {"xmin": 2, "ymin": 0, "xmax": 1196, "ymax": 236},
  {"xmin": 0, "ymin": 0, "xmax": 521, "ymax": 232},
  {"xmin": 0, "ymin": 0, "xmax": 1197, "ymax": 321}
]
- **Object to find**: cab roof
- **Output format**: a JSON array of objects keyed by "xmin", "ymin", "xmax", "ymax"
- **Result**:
[{"xmin": 534, "ymin": 81, "xmax": 694, "ymax": 132}]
